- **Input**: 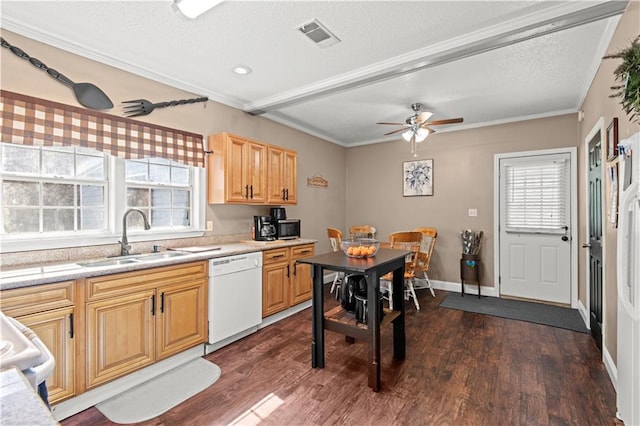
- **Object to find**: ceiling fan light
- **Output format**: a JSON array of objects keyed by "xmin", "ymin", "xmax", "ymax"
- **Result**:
[
  {"xmin": 402, "ymin": 130, "xmax": 413, "ymax": 142},
  {"xmin": 415, "ymin": 128, "xmax": 430, "ymax": 143},
  {"xmin": 173, "ymin": 0, "xmax": 224, "ymax": 19}
]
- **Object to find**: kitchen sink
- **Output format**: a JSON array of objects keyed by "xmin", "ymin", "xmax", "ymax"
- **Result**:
[
  {"xmin": 77, "ymin": 251, "xmax": 190, "ymax": 268},
  {"xmin": 77, "ymin": 258, "xmax": 142, "ymax": 268},
  {"xmin": 133, "ymin": 251, "xmax": 190, "ymax": 261}
]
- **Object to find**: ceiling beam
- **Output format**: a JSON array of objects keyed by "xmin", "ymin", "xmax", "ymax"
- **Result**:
[{"xmin": 245, "ymin": 1, "xmax": 628, "ymax": 116}]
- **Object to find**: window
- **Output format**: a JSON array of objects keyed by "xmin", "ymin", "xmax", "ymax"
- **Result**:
[
  {"xmin": 0, "ymin": 143, "xmax": 204, "ymax": 251},
  {"xmin": 125, "ymin": 158, "xmax": 192, "ymax": 229},
  {"xmin": 503, "ymin": 157, "xmax": 569, "ymax": 233},
  {"xmin": 1, "ymin": 144, "xmax": 107, "ymax": 234}
]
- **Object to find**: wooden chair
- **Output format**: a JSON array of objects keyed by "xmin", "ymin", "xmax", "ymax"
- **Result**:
[
  {"xmin": 413, "ymin": 227, "xmax": 438, "ymax": 297},
  {"xmin": 327, "ymin": 227, "xmax": 344, "ymax": 297},
  {"xmin": 381, "ymin": 231, "xmax": 423, "ymax": 310},
  {"xmin": 349, "ymin": 225, "xmax": 376, "ymax": 239}
]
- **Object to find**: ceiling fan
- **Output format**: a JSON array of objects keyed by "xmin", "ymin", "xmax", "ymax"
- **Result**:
[{"xmin": 377, "ymin": 103, "xmax": 463, "ymax": 157}]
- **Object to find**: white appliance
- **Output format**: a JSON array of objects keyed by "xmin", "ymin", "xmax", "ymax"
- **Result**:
[
  {"xmin": 616, "ymin": 131, "xmax": 640, "ymax": 426},
  {"xmin": 207, "ymin": 252, "xmax": 262, "ymax": 346}
]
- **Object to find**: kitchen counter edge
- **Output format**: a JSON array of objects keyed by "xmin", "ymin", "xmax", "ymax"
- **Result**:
[{"xmin": 0, "ymin": 239, "xmax": 317, "ymax": 291}]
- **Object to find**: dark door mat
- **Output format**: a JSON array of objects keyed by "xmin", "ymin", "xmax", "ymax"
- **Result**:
[{"xmin": 439, "ymin": 293, "xmax": 589, "ymax": 333}]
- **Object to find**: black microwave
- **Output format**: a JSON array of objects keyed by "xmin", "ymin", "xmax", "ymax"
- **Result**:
[{"xmin": 276, "ymin": 219, "xmax": 301, "ymax": 240}]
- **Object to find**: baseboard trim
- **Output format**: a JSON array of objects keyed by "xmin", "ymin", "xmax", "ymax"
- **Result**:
[
  {"xmin": 431, "ymin": 279, "xmax": 499, "ymax": 298},
  {"xmin": 577, "ymin": 299, "xmax": 591, "ymax": 330},
  {"xmin": 51, "ymin": 345, "xmax": 204, "ymax": 421},
  {"xmin": 603, "ymin": 343, "xmax": 617, "ymax": 392}
]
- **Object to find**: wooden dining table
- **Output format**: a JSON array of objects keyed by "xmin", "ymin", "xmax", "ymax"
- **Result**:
[{"xmin": 297, "ymin": 247, "xmax": 410, "ymax": 391}]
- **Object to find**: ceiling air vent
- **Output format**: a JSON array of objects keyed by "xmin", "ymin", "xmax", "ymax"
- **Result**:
[{"xmin": 297, "ymin": 19, "xmax": 340, "ymax": 48}]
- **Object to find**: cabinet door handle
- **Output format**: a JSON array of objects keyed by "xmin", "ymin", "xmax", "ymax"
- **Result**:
[
  {"xmin": 160, "ymin": 292, "xmax": 165, "ymax": 313},
  {"xmin": 250, "ymin": 185, "xmax": 253, "ymax": 199},
  {"xmin": 285, "ymin": 188, "xmax": 289, "ymax": 200},
  {"xmin": 282, "ymin": 189, "xmax": 286, "ymax": 200},
  {"xmin": 287, "ymin": 264, "xmax": 290, "ymax": 278},
  {"xmin": 272, "ymin": 254, "xmax": 285, "ymax": 259},
  {"xmin": 245, "ymin": 185, "xmax": 249, "ymax": 199},
  {"xmin": 151, "ymin": 294, "xmax": 156, "ymax": 316},
  {"xmin": 293, "ymin": 263, "xmax": 297, "ymax": 276},
  {"xmin": 69, "ymin": 312, "xmax": 74, "ymax": 339}
]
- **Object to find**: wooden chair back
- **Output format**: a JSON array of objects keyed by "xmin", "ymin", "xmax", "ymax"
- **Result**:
[
  {"xmin": 327, "ymin": 227, "xmax": 343, "ymax": 252},
  {"xmin": 388, "ymin": 231, "xmax": 423, "ymax": 278},
  {"xmin": 413, "ymin": 227, "xmax": 438, "ymax": 273},
  {"xmin": 349, "ymin": 225, "xmax": 376, "ymax": 239}
]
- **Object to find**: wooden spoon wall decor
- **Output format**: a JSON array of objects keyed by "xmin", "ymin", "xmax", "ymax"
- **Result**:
[{"xmin": 1, "ymin": 37, "xmax": 113, "ymax": 111}]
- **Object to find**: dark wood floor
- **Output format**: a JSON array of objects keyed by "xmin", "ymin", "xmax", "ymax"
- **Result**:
[{"xmin": 62, "ymin": 286, "xmax": 618, "ymax": 425}]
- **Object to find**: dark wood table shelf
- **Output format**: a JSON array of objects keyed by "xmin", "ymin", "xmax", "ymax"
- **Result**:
[{"xmin": 298, "ymin": 248, "xmax": 409, "ymax": 391}]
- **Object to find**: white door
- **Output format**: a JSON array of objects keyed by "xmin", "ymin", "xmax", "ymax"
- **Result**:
[{"xmin": 499, "ymin": 152, "xmax": 572, "ymax": 304}]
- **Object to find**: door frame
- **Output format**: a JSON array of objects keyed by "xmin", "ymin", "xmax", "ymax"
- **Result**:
[
  {"xmin": 493, "ymin": 147, "xmax": 578, "ymax": 307},
  {"xmin": 582, "ymin": 117, "xmax": 607, "ymax": 332}
]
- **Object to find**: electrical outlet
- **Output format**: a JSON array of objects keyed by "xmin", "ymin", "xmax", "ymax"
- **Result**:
[
  {"xmin": 206, "ymin": 221, "xmax": 213, "ymax": 231},
  {"xmin": 468, "ymin": 208, "xmax": 478, "ymax": 217}
]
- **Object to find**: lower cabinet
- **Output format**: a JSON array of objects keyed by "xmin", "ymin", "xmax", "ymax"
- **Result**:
[
  {"xmin": 262, "ymin": 243, "xmax": 315, "ymax": 317},
  {"xmin": 0, "ymin": 281, "xmax": 76, "ymax": 404},
  {"xmin": 85, "ymin": 261, "xmax": 207, "ymax": 389}
]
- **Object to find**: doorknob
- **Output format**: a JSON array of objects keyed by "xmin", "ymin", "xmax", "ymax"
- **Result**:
[
  {"xmin": 562, "ymin": 236, "xmax": 569, "ymax": 241},
  {"xmin": 582, "ymin": 243, "xmax": 591, "ymax": 248}
]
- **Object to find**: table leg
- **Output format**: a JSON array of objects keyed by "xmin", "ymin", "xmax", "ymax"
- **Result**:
[
  {"xmin": 311, "ymin": 264, "xmax": 325, "ymax": 368},
  {"xmin": 366, "ymin": 270, "xmax": 381, "ymax": 391},
  {"xmin": 391, "ymin": 265, "xmax": 406, "ymax": 360}
]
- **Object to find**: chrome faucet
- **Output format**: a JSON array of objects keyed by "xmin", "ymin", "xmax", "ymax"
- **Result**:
[{"xmin": 119, "ymin": 208, "xmax": 151, "ymax": 256}]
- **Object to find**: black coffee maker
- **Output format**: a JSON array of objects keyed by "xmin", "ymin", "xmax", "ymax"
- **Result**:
[{"xmin": 254, "ymin": 215, "xmax": 277, "ymax": 241}]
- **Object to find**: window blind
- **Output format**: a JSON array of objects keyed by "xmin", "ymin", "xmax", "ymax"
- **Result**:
[{"xmin": 504, "ymin": 159, "xmax": 568, "ymax": 233}]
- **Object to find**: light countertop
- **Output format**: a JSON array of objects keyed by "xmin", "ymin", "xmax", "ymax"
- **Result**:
[
  {"xmin": 0, "ymin": 367, "xmax": 59, "ymax": 426},
  {"xmin": 1, "ymin": 239, "xmax": 316, "ymax": 291}
]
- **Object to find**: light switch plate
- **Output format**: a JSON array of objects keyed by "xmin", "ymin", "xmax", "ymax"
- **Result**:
[
  {"xmin": 206, "ymin": 221, "xmax": 213, "ymax": 231},
  {"xmin": 468, "ymin": 208, "xmax": 478, "ymax": 217}
]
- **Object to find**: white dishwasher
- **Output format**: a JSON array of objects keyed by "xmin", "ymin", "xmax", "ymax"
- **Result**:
[{"xmin": 208, "ymin": 252, "xmax": 262, "ymax": 345}]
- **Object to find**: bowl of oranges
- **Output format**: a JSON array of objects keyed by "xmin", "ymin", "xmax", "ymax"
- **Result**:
[{"xmin": 342, "ymin": 238, "xmax": 380, "ymax": 258}]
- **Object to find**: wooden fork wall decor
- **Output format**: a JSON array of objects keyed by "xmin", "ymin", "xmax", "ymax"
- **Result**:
[{"xmin": 122, "ymin": 96, "xmax": 208, "ymax": 117}]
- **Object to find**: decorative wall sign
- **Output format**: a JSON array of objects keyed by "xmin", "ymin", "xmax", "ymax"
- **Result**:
[
  {"xmin": 403, "ymin": 159, "xmax": 433, "ymax": 196},
  {"xmin": 606, "ymin": 117, "xmax": 619, "ymax": 160},
  {"xmin": 307, "ymin": 173, "xmax": 328, "ymax": 188}
]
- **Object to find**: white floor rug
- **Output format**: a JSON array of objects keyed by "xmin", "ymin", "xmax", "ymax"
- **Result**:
[{"xmin": 96, "ymin": 358, "xmax": 221, "ymax": 424}]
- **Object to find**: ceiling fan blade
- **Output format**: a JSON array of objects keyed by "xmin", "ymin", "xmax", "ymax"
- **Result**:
[
  {"xmin": 384, "ymin": 127, "xmax": 408, "ymax": 136},
  {"xmin": 376, "ymin": 121, "xmax": 406, "ymax": 125},
  {"xmin": 424, "ymin": 117, "xmax": 464, "ymax": 126},
  {"xmin": 416, "ymin": 111, "xmax": 433, "ymax": 124}
]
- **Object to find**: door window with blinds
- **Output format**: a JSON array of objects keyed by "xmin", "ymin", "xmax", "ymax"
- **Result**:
[{"xmin": 502, "ymin": 154, "xmax": 570, "ymax": 234}]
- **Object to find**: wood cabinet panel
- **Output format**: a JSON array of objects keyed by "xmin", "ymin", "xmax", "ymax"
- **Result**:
[
  {"xmin": 209, "ymin": 132, "xmax": 296, "ymax": 205},
  {"xmin": 86, "ymin": 290, "xmax": 155, "ymax": 388},
  {"xmin": 290, "ymin": 244, "xmax": 314, "ymax": 305},
  {"xmin": 208, "ymin": 133, "xmax": 267, "ymax": 204},
  {"xmin": 156, "ymin": 280, "xmax": 207, "ymax": 360},
  {"xmin": 85, "ymin": 261, "xmax": 207, "ymax": 387},
  {"xmin": 262, "ymin": 261, "xmax": 289, "ymax": 317},
  {"xmin": 267, "ymin": 147, "xmax": 297, "ymax": 204},
  {"xmin": 262, "ymin": 244, "xmax": 315, "ymax": 317},
  {"xmin": 0, "ymin": 281, "xmax": 74, "ymax": 317},
  {"xmin": 0, "ymin": 281, "xmax": 77, "ymax": 404},
  {"xmin": 86, "ymin": 261, "xmax": 206, "ymax": 301},
  {"xmin": 16, "ymin": 307, "xmax": 76, "ymax": 404}
]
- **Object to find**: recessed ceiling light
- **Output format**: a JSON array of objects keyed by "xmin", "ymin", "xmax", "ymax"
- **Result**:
[
  {"xmin": 173, "ymin": 0, "xmax": 224, "ymax": 19},
  {"xmin": 233, "ymin": 66, "xmax": 252, "ymax": 75}
]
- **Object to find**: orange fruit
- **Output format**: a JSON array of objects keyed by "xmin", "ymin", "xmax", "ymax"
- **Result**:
[
  {"xmin": 353, "ymin": 247, "xmax": 362, "ymax": 256},
  {"xmin": 347, "ymin": 246, "xmax": 355, "ymax": 255}
]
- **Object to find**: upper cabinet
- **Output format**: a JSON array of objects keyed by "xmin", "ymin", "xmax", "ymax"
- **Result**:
[
  {"xmin": 267, "ymin": 146, "xmax": 297, "ymax": 205},
  {"xmin": 208, "ymin": 133, "xmax": 267, "ymax": 204},
  {"xmin": 208, "ymin": 132, "xmax": 297, "ymax": 205}
]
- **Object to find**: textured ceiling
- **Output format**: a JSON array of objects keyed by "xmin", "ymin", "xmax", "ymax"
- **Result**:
[{"xmin": 0, "ymin": 1, "xmax": 627, "ymax": 146}]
